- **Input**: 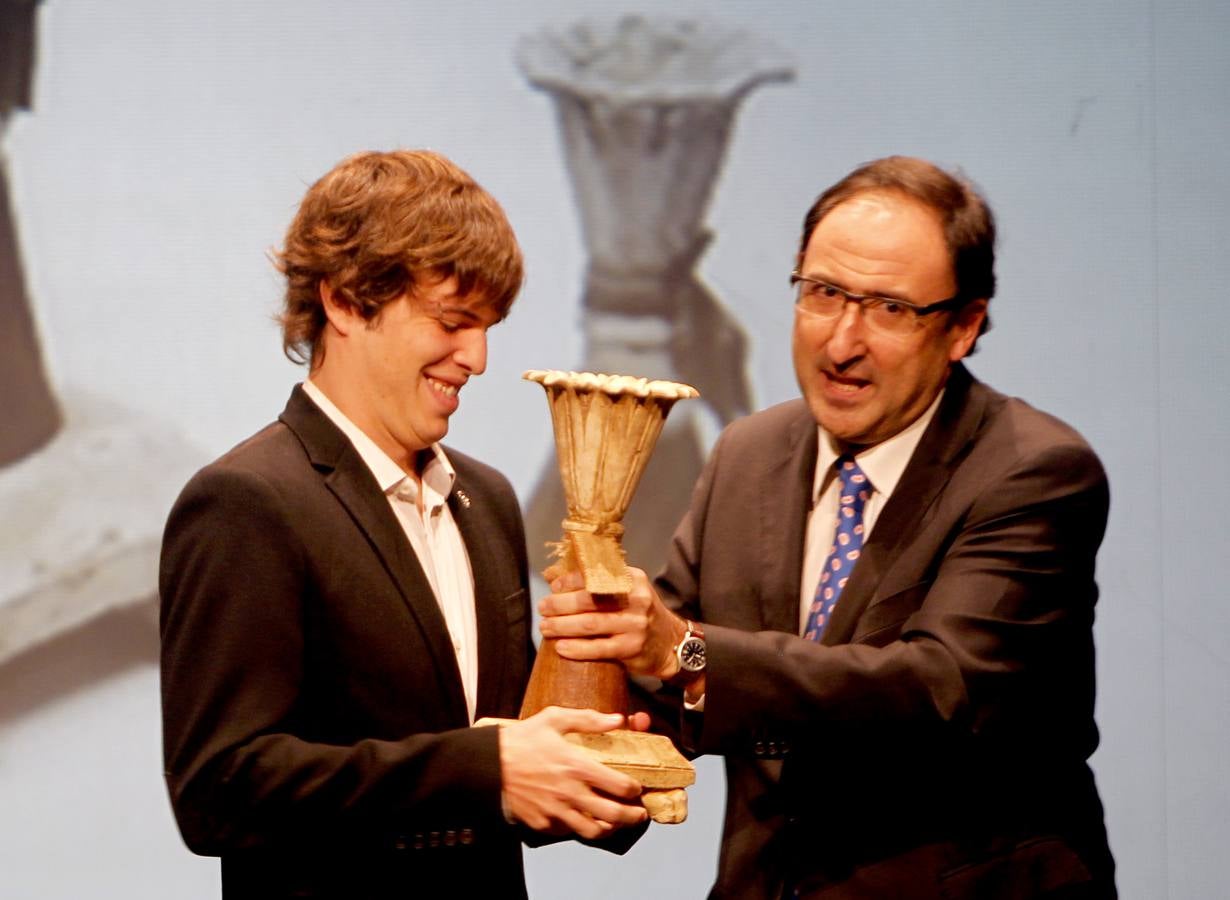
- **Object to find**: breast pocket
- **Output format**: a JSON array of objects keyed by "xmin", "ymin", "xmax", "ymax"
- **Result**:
[
  {"xmin": 852, "ymin": 581, "xmax": 932, "ymax": 645},
  {"xmin": 502, "ymin": 587, "xmax": 531, "ymax": 689},
  {"xmin": 504, "ymin": 588, "xmax": 529, "ymax": 626}
]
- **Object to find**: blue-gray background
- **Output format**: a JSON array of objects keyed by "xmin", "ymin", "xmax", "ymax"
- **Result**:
[{"xmin": 1, "ymin": 1, "xmax": 1227, "ymax": 897}]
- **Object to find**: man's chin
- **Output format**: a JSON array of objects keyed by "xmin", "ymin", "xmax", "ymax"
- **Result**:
[{"xmin": 813, "ymin": 405, "xmax": 877, "ymax": 447}]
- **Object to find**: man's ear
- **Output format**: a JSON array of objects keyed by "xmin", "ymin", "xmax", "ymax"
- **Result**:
[
  {"xmin": 319, "ymin": 280, "xmax": 355, "ymax": 336},
  {"xmin": 947, "ymin": 298, "xmax": 988, "ymax": 362}
]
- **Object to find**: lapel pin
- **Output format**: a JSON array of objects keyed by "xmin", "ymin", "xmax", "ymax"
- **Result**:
[{"xmin": 455, "ymin": 489, "xmax": 471, "ymax": 509}]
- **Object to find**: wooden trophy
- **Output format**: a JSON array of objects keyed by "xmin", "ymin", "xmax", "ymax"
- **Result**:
[{"xmin": 520, "ymin": 369, "xmax": 699, "ymax": 823}]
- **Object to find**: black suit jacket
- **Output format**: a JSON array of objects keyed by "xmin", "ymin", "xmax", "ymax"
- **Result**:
[
  {"xmin": 160, "ymin": 386, "xmax": 533, "ymax": 899},
  {"xmin": 656, "ymin": 365, "xmax": 1116, "ymax": 899}
]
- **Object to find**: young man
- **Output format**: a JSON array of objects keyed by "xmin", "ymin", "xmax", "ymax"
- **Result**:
[{"xmin": 160, "ymin": 150, "xmax": 646, "ymax": 899}]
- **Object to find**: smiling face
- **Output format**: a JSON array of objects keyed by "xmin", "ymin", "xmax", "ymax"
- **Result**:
[
  {"xmin": 312, "ymin": 273, "xmax": 501, "ymax": 472},
  {"xmin": 792, "ymin": 190, "xmax": 986, "ymax": 449}
]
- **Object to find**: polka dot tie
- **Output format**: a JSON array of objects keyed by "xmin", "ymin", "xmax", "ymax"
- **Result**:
[{"xmin": 804, "ymin": 456, "xmax": 873, "ymax": 641}]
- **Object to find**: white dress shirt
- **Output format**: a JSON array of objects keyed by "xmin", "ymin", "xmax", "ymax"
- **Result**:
[
  {"xmin": 798, "ymin": 391, "xmax": 945, "ymax": 633},
  {"xmin": 302, "ymin": 379, "xmax": 480, "ymax": 723}
]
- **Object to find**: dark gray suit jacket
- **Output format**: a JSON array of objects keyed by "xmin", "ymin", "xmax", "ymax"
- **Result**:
[
  {"xmin": 656, "ymin": 365, "xmax": 1116, "ymax": 899},
  {"xmin": 160, "ymin": 385, "xmax": 533, "ymax": 899}
]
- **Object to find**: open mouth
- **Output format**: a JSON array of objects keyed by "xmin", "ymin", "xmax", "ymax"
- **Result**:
[
  {"xmin": 823, "ymin": 371, "xmax": 871, "ymax": 395},
  {"xmin": 428, "ymin": 378, "xmax": 460, "ymax": 398}
]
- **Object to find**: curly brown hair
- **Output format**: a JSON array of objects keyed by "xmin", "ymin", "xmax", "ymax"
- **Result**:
[{"xmin": 274, "ymin": 150, "xmax": 524, "ymax": 365}]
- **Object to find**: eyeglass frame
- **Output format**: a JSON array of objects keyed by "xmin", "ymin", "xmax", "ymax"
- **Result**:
[{"xmin": 790, "ymin": 271, "xmax": 969, "ymax": 330}]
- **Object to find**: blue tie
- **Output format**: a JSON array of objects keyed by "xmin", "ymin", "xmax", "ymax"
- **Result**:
[{"xmin": 803, "ymin": 457, "xmax": 872, "ymax": 641}]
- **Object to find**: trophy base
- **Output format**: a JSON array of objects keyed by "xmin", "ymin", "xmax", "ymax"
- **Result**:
[
  {"xmin": 474, "ymin": 720, "xmax": 695, "ymax": 824},
  {"xmin": 565, "ymin": 727, "xmax": 695, "ymax": 824}
]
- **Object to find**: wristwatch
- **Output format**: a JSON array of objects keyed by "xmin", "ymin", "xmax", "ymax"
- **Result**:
[{"xmin": 671, "ymin": 620, "xmax": 706, "ymax": 683}]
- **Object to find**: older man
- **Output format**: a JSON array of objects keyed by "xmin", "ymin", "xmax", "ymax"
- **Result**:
[
  {"xmin": 160, "ymin": 150, "xmax": 647, "ymax": 900},
  {"xmin": 542, "ymin": 156, "xmax": 1116, "ymax": 898}
]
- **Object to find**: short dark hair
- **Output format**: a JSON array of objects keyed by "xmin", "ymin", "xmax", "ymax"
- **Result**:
[
  {"xmin": 799, "ymin": 156, "xmax": 995, "ymax": 345},
  {"xmin": 275, "ymin": 150, "xmax": 524, "ymax": 365}
]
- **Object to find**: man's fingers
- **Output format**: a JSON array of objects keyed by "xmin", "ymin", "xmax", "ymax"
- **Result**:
[
  {"xmin": 585, "ymin": 761, "xmax": 644, "ymax": 801},
  {"xmin": 537, "ymin": 607, "xmax": 602, "ymax": 637},
  {"xmin": 514, "ymin": 765, "xmax": 644, "ymax": 833},
  {"xmin": 551, "ymin": 636, "xmax": 629, "ymax": 661},
  {"xmin": 539, "ymin": 610, "xmax": 641, "ymax": 645},
  {"xmin": 501, "ymin": 710, "xmax": 651, "ymax": 839},
  {"xmin": 520, "ymin": 799, "xmax": 609, "ymax": 841},
  {"xmin": 534, "ymin": 708, "xmax": 648, "ymax": 799},
  {"xmin": 556, "ymin": 808, "xmax": 612, "ymax": 841},
  {"xmin": 537, "ymin": 705, "xmax": 624, "ymax": 734},
  {"xmin": 538, "ymin": 588, "xmax": 595, "ymax": 618},
  {"xmin": 515, "ymin": 807, "xmax": 551, "ymax": 832},
  {"xmin": 627, "ymin": 711, "xmax": 651, "ymax": 732},
  {"xmin": 576, "ymin": 792, "xmax": 648, "ymax": 828},
  {"xmin": 549, "ymin": 569, "xmax": 586, "ymax": 593}
]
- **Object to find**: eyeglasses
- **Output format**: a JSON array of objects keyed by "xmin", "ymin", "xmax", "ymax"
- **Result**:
[{"xmin": 790, "ymin": 271, "xmax": 966, "ymax": 338}]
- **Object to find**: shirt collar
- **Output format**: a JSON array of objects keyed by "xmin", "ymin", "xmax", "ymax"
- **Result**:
[
  {"xmin": 301, "ymin": 379, "xmax": 456, "ymax": 503},
  {"xmin": 812, "ymin": 388, "xmax": 945, "ymax": 504}
]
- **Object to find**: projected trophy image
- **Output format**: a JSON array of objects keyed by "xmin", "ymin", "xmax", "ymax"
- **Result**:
[
  {"xmin": 0, "ymin": 0, "xmax": 201, "ymax": 678},
  {"xmin": 517, "ymin": 15, "xmax": 793, "ymax": 579},
  {"xmin": 2, "ymin": 0, "xmax": 58, "ymax": 467},
  {"xmin": 520, "ymin": 368, "xmax": 698, "ymax": 824}
]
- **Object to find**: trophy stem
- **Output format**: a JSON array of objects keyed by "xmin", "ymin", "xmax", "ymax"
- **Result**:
[
  {"xmin": 519, "ymin": 618, "xmax": 629, "ymax": 717},
  {"xmin": 520, "ymin": 522, "xmax": 630, "ymax": 717},
  {"xmin": 1, "ymin": 156, "xmax": 61, "ymax": 466}
]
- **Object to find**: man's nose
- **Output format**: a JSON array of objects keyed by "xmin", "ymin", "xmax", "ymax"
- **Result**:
[
  {"xmin": 824, "ymin": 301, "xmax": 867, "ymax": 364},
  {"xmin": 454, "ymin": 328, "xmax": 488, "ymax": 375}
]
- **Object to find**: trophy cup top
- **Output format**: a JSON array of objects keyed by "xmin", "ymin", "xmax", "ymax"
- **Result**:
[
  {"xmin": 524, "ymin": 368, "xmax": 699, "ymax": 401},
  {"xmin": 524, "ymin": 369, "xmax": 699, "ymax": 593},
  {"xmin": 516, "ymin": 14, "xmax": 793, "ymax": 104}
]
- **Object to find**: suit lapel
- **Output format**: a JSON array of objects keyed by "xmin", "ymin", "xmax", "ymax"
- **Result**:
[
  {"xmin": 822, "ymin": 365, "xmax": 987, "ymax": 645},
  {"xmin": 279, "ymin": 386, "xmax": 470, "ymax": 722},
  {"xmin": 759, "ymin": 403, "xmax": 819, "ymax": 635},
  {"xmin": 450, "ymin": 478, "xmax": 510, "ymax": 719}
]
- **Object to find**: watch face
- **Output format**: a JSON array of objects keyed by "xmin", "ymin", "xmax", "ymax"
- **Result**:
[{"xmin": 678, "ymin": 636, "xmax": 706, "ymax": 673}]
